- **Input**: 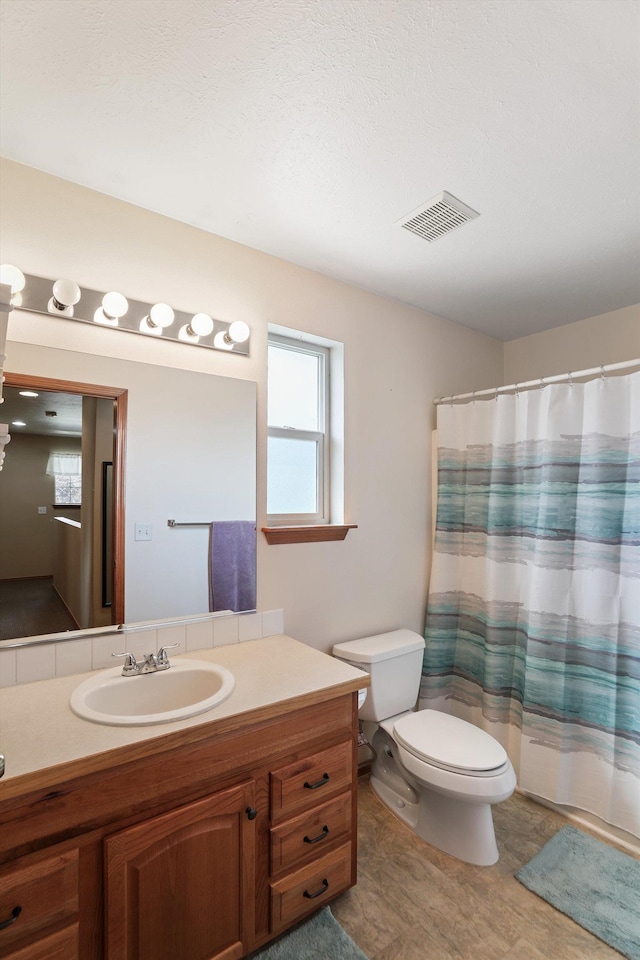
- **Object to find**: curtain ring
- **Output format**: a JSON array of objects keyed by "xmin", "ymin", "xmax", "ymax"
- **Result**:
[
  {"xmin": 495, "ymin": 387, "xmax": 499, "ymax": 402},
  {"xmin": 472, "ymin": 390, "xmax": 476, "ymax": 404},
  {"xmin": 515, "ymin": 382, "xmax": 519, "ymax": 398},
  {"xmin": 601, "ymin": 364, "xmax": 606, "ymax": 381},
  {"xmin": 568, "ymin": 371, "xmax": 573, "ymax": 388},
  {"xmin": 540, "ymin": 377, "xmax": 546, "ymax": 390}
]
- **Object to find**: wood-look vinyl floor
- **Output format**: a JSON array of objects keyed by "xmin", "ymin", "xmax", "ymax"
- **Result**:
[
  {"xmin": 0, "ymin": 576, "xmax": 78, "ymax": 640},
  {"xmin": 332, "ymin": 778, "xmax": 626, "ymax": 960}
]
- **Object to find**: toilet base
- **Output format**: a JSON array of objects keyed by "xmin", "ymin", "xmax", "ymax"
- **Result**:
[
  {"xmin": 370, "ymin": 772, "xmax": 500, "ymax": 866},
  {"xmin": 369, "ymin": 725, "xmax": 505, "ymax": 866}
]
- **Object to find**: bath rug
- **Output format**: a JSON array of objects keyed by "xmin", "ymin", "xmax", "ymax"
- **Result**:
[
  {"xmin": 248, "ymin": 907, "xmax": 369, "ymax": 960},
  {"xmin": 515, "ymin": 825, "xmax": 640, "ymax": 960}
]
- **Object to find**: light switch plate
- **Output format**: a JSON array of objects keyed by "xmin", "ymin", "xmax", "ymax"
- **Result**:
[{"xmin": 135, "ymin": 523, "xmax": 153, "ymax": 541}]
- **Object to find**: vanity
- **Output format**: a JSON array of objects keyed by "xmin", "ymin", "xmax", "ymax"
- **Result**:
[{"xmin": 0, "ymin": 636, "xmax": 368, "ymax": 959}]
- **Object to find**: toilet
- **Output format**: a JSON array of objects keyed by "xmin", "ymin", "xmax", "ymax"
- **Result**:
[{"xmin": 333, "ymin": 629, "xmax": 516, "ymax": 866}]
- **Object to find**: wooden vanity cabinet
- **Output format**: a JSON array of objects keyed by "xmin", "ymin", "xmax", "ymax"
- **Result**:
[{"xmin": 0, "ymin": 689, "xmax": 359, "ymax": 960}]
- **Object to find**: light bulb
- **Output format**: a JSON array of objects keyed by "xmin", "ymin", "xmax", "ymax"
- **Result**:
[
  {"xmin": 52, "ymin": 278, "xmax": 81, "ymax": 306},
  {"xmin": 224, "ymin": 320, "xmax": 250, "ymax": 345},
  {"xmin": 189, "ymin": 312, "xmax": 214, "ymax": 337},
  {"xmin": 19, "ymin": 391, "xmax": 39, "ymax": 398},
  {"xmin": 103, "ymin": 291, "xmax": 128, "ymax": 318},
  {"xmin": 214, "ymin": 331, "xmax": 234, "ymax": 351},
  {"xmin": 95, "ymin": 291, "xmax": 128, "ymax": 325},
  {"xmin": 48, "ymin": 278, "xmax": 81, "ymax": 316},
  {"xmin": 179, "ymin": 312, "xmax": 214, "ymax": 342},
  {"xmin": 140, "ymin": 302, "xmax": 175, "ymax": 335},
  {"xmin": 0, "ymin": 264, "xmax": 26, "ymax": 294}
]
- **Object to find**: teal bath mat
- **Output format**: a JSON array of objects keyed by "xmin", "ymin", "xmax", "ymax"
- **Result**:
[
  {"xmin": 516, "ymin": 825, "xmax": 640, "ymax": 960},
  {"xmin": 249, "ymin": 907, "xmax": 369, "ymax": 960}
]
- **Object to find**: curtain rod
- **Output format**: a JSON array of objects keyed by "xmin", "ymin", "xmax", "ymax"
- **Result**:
[{"xmin": 434, "ymin": 358, "xmax": 640, "ymax": 406}]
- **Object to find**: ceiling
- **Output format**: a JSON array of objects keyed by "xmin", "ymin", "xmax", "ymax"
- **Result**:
[
  {"xmin": 1, "ymin": 0, "xmax": 639, "ymax": 341},
  {"xmin": 2, "ymin": 387, "xmax": 82, "ymax": 437}
]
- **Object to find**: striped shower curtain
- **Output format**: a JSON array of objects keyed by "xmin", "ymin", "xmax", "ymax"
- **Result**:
[{"xmin": 421, "ymin": 370, "xmax": 640, "ymax": 838}]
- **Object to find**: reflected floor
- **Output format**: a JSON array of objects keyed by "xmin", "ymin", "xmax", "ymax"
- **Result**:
[
  {"xmin": 332, "ymin": 778, "xmax": 627, "ymax": 960},
  {"xmin": 0, "ymin": 576, "xmax": 78, "ymax": 640}
]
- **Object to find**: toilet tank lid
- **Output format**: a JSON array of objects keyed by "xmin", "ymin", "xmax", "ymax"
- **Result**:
[{"xmin": 333, "ymin": 629, "xmax": 425, "ymax": 663}]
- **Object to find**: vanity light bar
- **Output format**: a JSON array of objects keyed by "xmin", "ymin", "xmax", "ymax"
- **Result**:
[{"xmin": 3, "ymin": 271, "xmax": 251, "ymax": 356}]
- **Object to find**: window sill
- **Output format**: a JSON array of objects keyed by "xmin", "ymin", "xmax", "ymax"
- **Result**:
[{"xmin": 262, "ymin": 524, "xmax": 357, "ymax": 545}]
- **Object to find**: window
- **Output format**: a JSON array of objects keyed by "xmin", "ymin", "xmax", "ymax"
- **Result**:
[
  {"xmin": 267, "ymin": 334, "xmax": 329, "ymax": 524},
  {"xmin": 47, "ymin": 453, "xmax": 82, "ymax": 506}
]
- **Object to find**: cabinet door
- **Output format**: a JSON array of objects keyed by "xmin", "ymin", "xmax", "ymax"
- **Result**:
[{"xmin": 105, "ymin": 782, "xmax": 255, "ymax": 960}]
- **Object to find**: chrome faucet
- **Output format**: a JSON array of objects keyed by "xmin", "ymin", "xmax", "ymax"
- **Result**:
[{"xmin": 112, "ymin": 643, "xmax": 179, "ymax": 676}]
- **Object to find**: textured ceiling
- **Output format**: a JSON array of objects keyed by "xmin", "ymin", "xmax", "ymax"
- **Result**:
[
  {"xmin": 2, "ymin": 387, "xmax": 82, "ymax": 437},
  {"xmin": 1, "ymin": 0, "xmax": 639, "ymax": 341}
]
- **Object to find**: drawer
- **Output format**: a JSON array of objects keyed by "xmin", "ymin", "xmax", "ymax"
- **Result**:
[
  {"xmin": 270, "ymin": 841, "xmax": 353, "ymax": 933},
  {"xmin": 270, "ymin": 740, "xmax": 353, "ymax": 821},
  {"xmin": 0, "ymin": 849, "xmax": 78, "ymax": 955},
  {"xmin": 270, "ymin": 791, "xmax": 352, "ymax": 874},
  {"xmin": 6, "ymin": 923, "xmax": 79, "ymax": 960}
]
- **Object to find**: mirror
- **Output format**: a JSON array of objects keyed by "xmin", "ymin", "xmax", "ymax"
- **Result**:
[{"xmin": 0, "ymin": 341, "xmax": 257, "ymax": 643}]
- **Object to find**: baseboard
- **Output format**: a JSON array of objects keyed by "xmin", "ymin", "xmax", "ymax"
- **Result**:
[{"xmin": 517, "ymin": 787, "xmax": 640, "ymax": 855}]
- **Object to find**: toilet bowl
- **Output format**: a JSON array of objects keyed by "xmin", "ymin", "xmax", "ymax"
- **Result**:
[{"xmin": 333, "ymin": 629, "xmax": 516, "ymax": 865}]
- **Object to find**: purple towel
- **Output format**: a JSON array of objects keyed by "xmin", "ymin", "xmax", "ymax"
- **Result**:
[{"xmin": 209, "ymin": 521, "xmax": 257, "ymax": 612}]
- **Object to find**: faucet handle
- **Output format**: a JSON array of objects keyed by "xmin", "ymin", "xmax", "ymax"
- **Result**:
[
  {"xmin": 111, "ymin": 651, "xmax": 138, "ymax": 674},
  {"xmin": 157, "ymin": 643, "xmax": 179, "ymax": 665}
]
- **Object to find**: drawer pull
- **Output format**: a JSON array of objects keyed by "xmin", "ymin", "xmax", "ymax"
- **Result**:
[
  {"xmin": 303, "ymin": 879, "xmax": 329, "ymax": 900},
  {"xmin": 303, "ymin": 772, "xmax": 330, "ymax": 790},
  {"xmin": 0, "ymin": 906, "xmax": 22, "ymax": 931},
  {"xmin": 246, "ymin": 806, "xmax": 258, "ymax": 821},
  {"xmin": 304, "ymin": 825, "xmax": 330, "ymax": 845}
]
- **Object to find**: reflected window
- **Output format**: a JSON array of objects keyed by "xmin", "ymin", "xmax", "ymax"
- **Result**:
[{"xmin": 47, "ymin": 452, "xmax": 82, "ymax": 506}]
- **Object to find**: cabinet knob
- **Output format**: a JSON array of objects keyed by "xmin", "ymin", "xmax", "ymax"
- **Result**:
[{"xmin": 246, "ymin": 806, "xmax": 258, "ymax": 821}]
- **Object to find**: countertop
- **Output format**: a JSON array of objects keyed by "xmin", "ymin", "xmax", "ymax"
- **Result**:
[{"xmin": 0, "ymin": 635, "xmax": 369, "ymax": 795}]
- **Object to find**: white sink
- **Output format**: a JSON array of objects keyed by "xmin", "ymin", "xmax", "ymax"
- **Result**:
[{"xmin": 70, "ymin": 659, "xmax": 235, "ymax": 726}]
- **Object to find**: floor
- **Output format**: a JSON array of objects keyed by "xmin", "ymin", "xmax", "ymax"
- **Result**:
[
  {"xmin": 0, "ymin": 576, "xmax": 78, "ymax": 640},
  {"xmin": 332, "ymin": 778, "xmax": 625, "ymax": 960}
]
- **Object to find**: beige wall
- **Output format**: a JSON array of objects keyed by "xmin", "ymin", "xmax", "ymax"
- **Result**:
[
  {"xmin": 504, "ymin": 304, "xmax": 640, "ymax": 383},
  {"xmin": 1, "ymin": 159, "xmax": 505, "ymax": 650},
  {"xmin": 0, "ymin": 433, "xmax": 81, "ymax": 580}
]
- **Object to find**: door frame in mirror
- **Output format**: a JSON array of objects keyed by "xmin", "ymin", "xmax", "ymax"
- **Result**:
[{"xmin": 3, "ymin": 372, "xmax": 127, "ymax": 625}]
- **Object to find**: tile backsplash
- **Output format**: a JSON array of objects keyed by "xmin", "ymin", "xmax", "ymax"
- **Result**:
[{"xmin": 0, "ymin": 609, "xmax": 285, "ymax": 687}]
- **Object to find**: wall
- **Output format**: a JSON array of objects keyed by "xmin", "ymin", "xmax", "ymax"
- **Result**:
[
  {"xmin": 0, "ymin": 432, "xmax": 81, "ymax": 579},
  {"xmin": 504, "ymin": 304, "xmax": 639, "ymax": 383},
  {"xmin": 1, "ymin": 158, "xmax": 505, "ymax": 651}
]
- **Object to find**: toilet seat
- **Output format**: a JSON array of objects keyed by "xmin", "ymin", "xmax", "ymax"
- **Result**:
[{"xmin": 393, "ymin": 710, "xmax": 509, "ymax": 778}]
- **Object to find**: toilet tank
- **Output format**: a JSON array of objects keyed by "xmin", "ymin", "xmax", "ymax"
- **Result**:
[{"xmin": 333, "ymin": 629, "xmax": 425, "ymax": 722}]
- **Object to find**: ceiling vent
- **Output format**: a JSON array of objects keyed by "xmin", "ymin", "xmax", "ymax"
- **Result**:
[{"xmin": 397, "ymin": 191, "xmax": 480, "ymax": 243}]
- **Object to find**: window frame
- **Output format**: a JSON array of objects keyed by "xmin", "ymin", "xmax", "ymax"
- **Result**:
[{"xmin": 267, "ymin": 333, "xmax": 330, "ymax": 525}]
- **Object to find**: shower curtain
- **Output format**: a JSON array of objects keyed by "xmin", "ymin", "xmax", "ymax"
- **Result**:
[{"xmin": 421, "ymin": 370, "xmax": 640, "ymax": 837}]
